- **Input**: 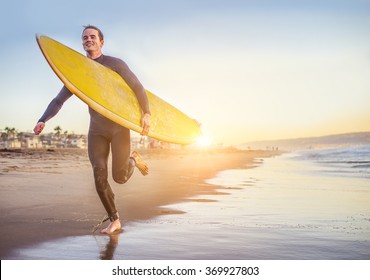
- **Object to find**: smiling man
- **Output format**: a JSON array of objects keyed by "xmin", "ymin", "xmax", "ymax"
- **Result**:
[{"xmin": 34, "ymin": 25, "xmax": 151, "ymax": 234}]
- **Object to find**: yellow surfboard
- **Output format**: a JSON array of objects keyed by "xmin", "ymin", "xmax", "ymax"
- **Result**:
[{"xmin": 36, "ymin": 34, "xmax": 201, "ymax": 145}]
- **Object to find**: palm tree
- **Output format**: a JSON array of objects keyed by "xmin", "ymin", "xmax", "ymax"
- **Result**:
[
  {"xmin": 54, "ymin": 126, "xmax": 62, "ymax": 140},
  {"xmin": 1, "ymin": 131, "xmax": 7, "ymax": 141},
  {"xmin": 4, "ymin": 127, "xmax": 17, "ymax": 139}
]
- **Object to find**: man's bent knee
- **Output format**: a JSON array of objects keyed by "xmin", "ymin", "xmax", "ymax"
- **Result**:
[
  {"xmin": 112, "ymin": 173, "xmax": 129, "ymax": 184},
  {"xmin": 113, "ymin": 159, "xmax": 135, "ymax": 184}
]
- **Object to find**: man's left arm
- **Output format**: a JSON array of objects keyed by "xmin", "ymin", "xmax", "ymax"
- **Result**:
[{"xmin": 116, "ymin": 60, "xmax": 151, "ymax": 135}]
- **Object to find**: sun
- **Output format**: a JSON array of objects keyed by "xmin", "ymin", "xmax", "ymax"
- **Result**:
[{"xmin": 196, "ymin": 135, "xmax": 211, "ymax": 148}]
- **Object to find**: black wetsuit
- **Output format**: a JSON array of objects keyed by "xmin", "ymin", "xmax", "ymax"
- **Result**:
[{"xmin": 38, "ymin": 54, "xmax": 150, "ymax": 221}]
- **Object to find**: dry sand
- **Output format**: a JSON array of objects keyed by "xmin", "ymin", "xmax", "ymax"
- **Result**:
[{"xmin": 0, "ymin": 148, "xmax": 279, "ymax": 259}]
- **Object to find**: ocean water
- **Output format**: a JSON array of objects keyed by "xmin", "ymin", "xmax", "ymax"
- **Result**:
[
  {"xmin": 293, "ymin": 145, "xmax": 370, "ymax": 179},
  {"xmin": 10, "ymin": 146, "xmax": 370, "ymax": 260}
]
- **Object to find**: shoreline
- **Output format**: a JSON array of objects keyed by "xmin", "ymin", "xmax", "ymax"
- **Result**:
[{"xmin": 0, "ymin": 148, "xmax": 281, "ymax": 259}]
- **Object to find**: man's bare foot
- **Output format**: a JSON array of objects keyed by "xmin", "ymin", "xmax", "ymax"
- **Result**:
[
  {"xmin": 100, "ymin": 219, "xmax": 122, "ymax": 235},
  {"xmin": 131, "ymin": 151, "xmax": 149, "ymax": 176}
]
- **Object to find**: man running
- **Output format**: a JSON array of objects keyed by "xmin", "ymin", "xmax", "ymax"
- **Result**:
[{"xmin": 34, "ymin": 25, "xmax": 151, "ymax": 234}]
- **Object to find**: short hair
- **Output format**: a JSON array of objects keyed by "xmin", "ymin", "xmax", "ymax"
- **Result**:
[{"xmin": 82, "ymin": 25, "xmax": 104, "ymax": 41}]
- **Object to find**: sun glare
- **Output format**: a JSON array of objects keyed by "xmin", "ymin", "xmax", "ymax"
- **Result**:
[{"xmin": 196, "ymin": 135, "xmax": 211, "ymax": 148}]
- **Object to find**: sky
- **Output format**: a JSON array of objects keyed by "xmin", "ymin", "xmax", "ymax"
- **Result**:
[{"xmin": 0, "ymin": 0, "xmax": 369, "ymax": 145}]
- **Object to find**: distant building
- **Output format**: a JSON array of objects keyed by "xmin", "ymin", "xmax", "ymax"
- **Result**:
[
  {"xmin": 130, "ymin": 136, "xmax": 182, "ymax": 150},
  {"xmin": 4, "ymin": 138, "xmax": 22, "ymax": 148},
  {"xmin": 69, "ymin": 137, "xmax": 87, "ymax": 149},
  {"xmin": 24, "ymin": 137, "xmax": 43, "ymax": 148}
]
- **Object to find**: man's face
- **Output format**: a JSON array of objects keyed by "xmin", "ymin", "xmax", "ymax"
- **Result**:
[{"xmin": 82, "ymin": 28, "xmax": 103, "ymax": 54}]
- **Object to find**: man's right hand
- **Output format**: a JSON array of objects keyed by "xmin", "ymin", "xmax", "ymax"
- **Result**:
[{"xmin": 33, "ymin": 122, "xmax": 45, "ymax": 135}]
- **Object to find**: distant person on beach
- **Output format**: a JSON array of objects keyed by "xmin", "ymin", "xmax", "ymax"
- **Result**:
[{"xmin": 33, "ymin": 25, "xmax": 151, "ymax": 234}]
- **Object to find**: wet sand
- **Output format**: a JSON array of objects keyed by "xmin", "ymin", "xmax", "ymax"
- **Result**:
[{"xmin": 0, "ymin": 148, "xmax": 279, "ymax": 259}]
